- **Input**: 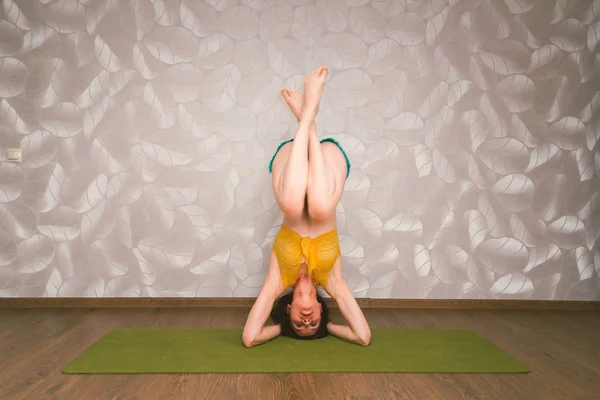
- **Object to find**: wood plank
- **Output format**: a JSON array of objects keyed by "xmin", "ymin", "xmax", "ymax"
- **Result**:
[
  {"xmin": 1, "ymin": 297, "xmax": 599, "ymax": 310},
  {"xmin": 1, "ymin": 308, "xmax": 599, "ymax": 399}
]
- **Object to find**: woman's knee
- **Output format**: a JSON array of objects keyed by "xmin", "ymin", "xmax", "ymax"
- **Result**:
[
  {"xmin": 307, "ymin": 198, "xmax": 335, "ymax": 221},
  {"xmin": 278, "ymin": 195, "xmax": 306, "ymax": 220}
]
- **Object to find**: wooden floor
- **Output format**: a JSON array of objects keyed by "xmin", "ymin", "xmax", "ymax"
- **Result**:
[{"xmin": 0, "ymin": 307, "xmax": 598, "ymax": 400}]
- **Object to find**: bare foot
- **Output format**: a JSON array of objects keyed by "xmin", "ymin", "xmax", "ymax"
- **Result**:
[
  {"xmin": 303, "ymin": 66, "xmax": 328, "ymax": 118},
  {"xmin": 281, "ymin": 89, "xmax": 304, "ymax": 121}
]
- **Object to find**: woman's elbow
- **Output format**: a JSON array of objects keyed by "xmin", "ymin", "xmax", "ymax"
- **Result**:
[
  {"xmin": 360, "ymin": 329, "xmax": 371, "ymax": 346},
  {"xmin": 242, "ymin": 331, "xmax": 255, "ymax": 348},
  {"xmin": 242, "ymin": 337, "xmax": 255, "ymax": 348}
]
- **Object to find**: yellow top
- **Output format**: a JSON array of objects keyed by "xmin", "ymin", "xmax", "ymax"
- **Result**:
[{"xmin": 272, "ymin": 225, "xmax": 341, "ymax": 289}]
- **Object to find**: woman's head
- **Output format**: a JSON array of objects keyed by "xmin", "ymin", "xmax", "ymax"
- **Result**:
[{"xmin": 270, "ymin": 287, "xmax": 330, "ymax": 340}]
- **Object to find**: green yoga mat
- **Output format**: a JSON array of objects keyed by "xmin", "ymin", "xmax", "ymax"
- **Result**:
[{"xmin": 62, "ymin": 328, "xmax": 529, "ymax": 374}]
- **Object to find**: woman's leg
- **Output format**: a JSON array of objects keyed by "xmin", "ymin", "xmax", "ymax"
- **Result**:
[
  {"xmin": 270, "ymin": 128, "xmax": 309, "ymax": 220},
  {"xmin": 308, "ymin": 140, "xmax": 347, "ymax": 220},
  {"xmin": 279, "ymin": 107, "xmax": 347, "ymax": 221},
  {"xmin": 274, "ymin": 66, "xmax": 346, "ymax": 221},
  {"xmin": 270, "ymin": 71, "xmax": 323, "ymax": 220},
  {"xmin": 295, "ymin": 67, "xmax": 347, "ymax": 221}
]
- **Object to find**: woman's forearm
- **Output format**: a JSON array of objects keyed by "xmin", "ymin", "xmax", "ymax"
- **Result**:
[
  {"xmin": 327, "ymin": 323, "xmax": 368, "ymax": 346},
  {"xmin": 328, "ymin": 278, "xmax": 371, "ymax": 346},
  {"xmin": 246, "ymin": 324, "xmax": 282, "ymax": 348},
  {"xmin": 242, "ymin": 267, "xmax": 283, "ymax": 348}
]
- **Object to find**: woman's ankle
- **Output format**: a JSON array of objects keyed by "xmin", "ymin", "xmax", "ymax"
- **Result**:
[{"xmin": 300, "ymin": 106, "xmax": 317, "ymax": 122}]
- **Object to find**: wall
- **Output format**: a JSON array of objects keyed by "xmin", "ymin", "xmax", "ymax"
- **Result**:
[{"xmin": 1, "ymin": 0, "xmax": 599, "ymax": 300}]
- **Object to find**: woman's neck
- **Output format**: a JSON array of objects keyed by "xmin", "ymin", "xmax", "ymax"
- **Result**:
[{"xmin": 296, "ymin": 265, "xmax": 317, "ymax": 287}]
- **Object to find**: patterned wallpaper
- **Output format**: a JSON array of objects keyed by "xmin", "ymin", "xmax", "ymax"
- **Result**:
[{"xmin": 0, "ymin": 0, "xmax": 599, "ymax": 300}]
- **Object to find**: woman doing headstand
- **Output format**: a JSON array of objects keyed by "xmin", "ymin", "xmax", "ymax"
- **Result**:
[{"xmin": 242, "ymin": 66, "xmax": 371, "ymax": 347}]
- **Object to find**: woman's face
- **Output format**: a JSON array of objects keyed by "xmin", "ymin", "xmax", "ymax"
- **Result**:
[{"xmin": 287, "ymin": 273, "xmax": 323, "ymax": 336}]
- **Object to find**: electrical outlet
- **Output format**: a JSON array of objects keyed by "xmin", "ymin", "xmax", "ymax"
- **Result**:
[{"xmin": 6, "ymin": 148, "xmax": 22, "ymax": 163}]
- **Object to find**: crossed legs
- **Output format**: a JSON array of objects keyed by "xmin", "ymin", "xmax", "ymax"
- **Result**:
[{"xmin": 271, "ymin": 67, "xmax": 346, "ymax": 222}]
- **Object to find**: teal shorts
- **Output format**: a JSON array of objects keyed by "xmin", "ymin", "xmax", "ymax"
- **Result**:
[{"xmin": 268, "ymin": 137, "xmax": 351, "ymax": 178}]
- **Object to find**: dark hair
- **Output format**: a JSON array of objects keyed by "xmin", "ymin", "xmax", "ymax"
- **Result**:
[{"xmin": 270, "ymin": 291, "xmax": 329, "ymax": 340}]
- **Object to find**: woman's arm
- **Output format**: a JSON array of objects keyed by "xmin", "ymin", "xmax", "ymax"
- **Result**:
[
  {"xmin": 326, "ymin": 322, "xmax": 367, "ymax": 345},
  {"xmin": 242, "ymin": 253, "xmax": 285, "ymax": 348},
  {"xmin": 324, "ymin": 260, "xmax": 371, "ymax": 346}
]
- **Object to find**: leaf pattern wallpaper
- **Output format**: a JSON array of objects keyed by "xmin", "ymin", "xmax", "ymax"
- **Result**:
[{"xmin": 0, "ymin": 0, "xmax": 599, "ymax": 300}]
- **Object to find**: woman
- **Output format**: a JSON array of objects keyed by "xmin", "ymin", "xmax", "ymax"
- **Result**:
[{"xmin": 242, "ymin": 66, "xmax": 371, "ymax": 348}]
